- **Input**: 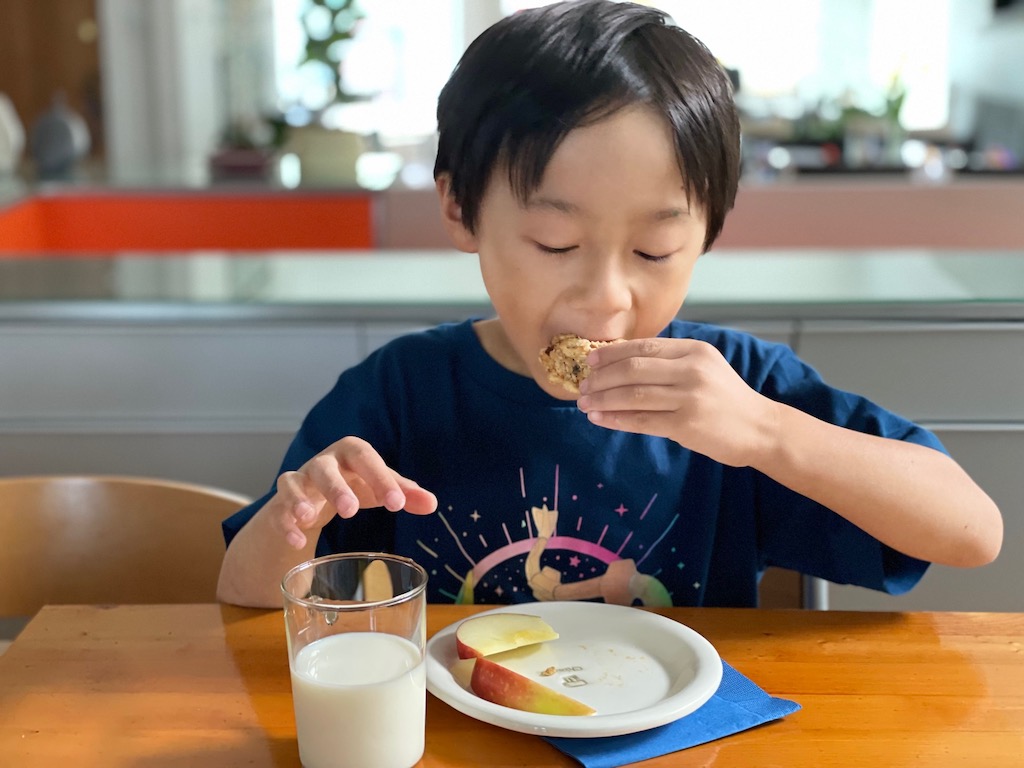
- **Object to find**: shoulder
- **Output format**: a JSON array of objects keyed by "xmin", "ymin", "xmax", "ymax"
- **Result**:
[
  {"xmin": 358, "ymin": 320, "xmax": 472, "ymax": 376},
  {"xmin": 373, "ymin": 320, "xmax": 471, "ymax": 357}
]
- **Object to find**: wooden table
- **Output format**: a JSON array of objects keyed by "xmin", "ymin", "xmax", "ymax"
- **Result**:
[{"xmin": 1, "ymin": 605, "xmax": 1022, "ymax": 767}]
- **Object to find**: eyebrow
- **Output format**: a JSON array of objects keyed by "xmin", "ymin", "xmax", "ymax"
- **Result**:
[
  {"xmin": 526, "ymin": 196, "xmax": 580, "ymax": 214},
  {"xmin": 526, "ymin": 196, "xmax": 689, "ymax": 221}
]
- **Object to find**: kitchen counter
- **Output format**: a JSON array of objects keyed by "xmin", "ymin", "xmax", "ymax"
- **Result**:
[
  {"xmin": 4, "ymin": 175, "xmax": 1024, "ymax": 250},
  {"xmin": 2, "ymin": 248, "xmax": 1024, "ymax": 323}
]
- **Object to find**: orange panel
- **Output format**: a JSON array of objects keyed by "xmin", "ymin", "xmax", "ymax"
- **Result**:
[
  {"xmin": 0, "ymin": 199, "xmax": 47, "ymax": 250},
  {"xmin": 0, "ymin": 193, "xmax": 375, "ymax": 253}
]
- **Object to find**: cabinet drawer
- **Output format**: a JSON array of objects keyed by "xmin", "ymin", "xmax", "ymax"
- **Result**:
[
  {"xmin": 798, "ymin": 322, "xmax": 1024, "ymax": 421},
  {"xmin": 0, "ymin": 323, "xmax": 361, "ymax": 428}
]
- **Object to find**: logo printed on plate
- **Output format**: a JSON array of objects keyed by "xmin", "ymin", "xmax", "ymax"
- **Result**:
[{"xmin": 561, "ymin": 674, "xmax": 588, "ymax": 688}]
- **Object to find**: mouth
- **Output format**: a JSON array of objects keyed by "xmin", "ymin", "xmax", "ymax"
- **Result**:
[
  {"xmin": 547, "ymin": 331, "xmax": 624, "ymax": 346},
  {"xmin": 538, "ymin": 333, "xmax": 625, "ymax": 394}
]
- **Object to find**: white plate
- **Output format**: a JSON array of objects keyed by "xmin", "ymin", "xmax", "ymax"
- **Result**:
[{"xmin": 424, "ymin": 602, "xmax": 722, "ymax": 738}]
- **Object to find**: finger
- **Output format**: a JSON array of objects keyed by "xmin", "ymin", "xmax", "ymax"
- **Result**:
[
  {"xmin": 585, "ymin": 407, "xmax": 676, "ymax": 439},
  {"xmin": 304, "ymin": 455, "xmax": 361, "ymax": 518},
  {"xmin": 399, "ymin": 482, "xmax": 438, "ymax": 515},
  {"xmin": 587, "ymin": 337, "xmax": 694, "ymax": 368},
  {"xmin": 344, "ymin": 473, "xmax": 383, "ymax": 508},
  {"xmin": 335, "ymin": 438, "xmax": 407, "ymax": 512},
  {"xmin": 349, "ymin": 470, "xmax": 438, "ymax": 515},
  {"xmin": 277, "ymin": 470, "xmax": 324, "ymax": 523},
  {"xmin": 582, "ymin": 354, "xmax": 687, "ymax": 396},
  {"xmin": 579, "ymin": 382, "xmax": 683, "ymax": 416},
  {"xmin": 276, "ymin": 471, "xmax": 325, "ymax": 548}
]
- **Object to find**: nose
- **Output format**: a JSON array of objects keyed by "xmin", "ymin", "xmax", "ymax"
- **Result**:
[{"xmin": 570, "ymin": 252, "xmax": 633, "ymax": 319}]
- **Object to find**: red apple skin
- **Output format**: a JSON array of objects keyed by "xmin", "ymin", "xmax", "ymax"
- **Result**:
[
  {"xmin": 470, "ymin": 656, "xmax": 595, "ymax": 716},
  {"xmin": 455, "ymin": 636, "xmax": 481, "ymax": 660}
]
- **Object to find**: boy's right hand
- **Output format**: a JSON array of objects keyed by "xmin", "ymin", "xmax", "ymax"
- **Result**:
[{"xmin": 272, "ymin": 436, "xmax": 438, "ymax": 549}]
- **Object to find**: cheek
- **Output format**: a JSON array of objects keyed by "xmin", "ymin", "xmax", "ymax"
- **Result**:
[
  {"xmin": 636, "ymin": 259, "xmax": 698, "ymax": 323},
  {"xmin": 479, "ymin": 251, "xmax": 525, "ymax": 300}
]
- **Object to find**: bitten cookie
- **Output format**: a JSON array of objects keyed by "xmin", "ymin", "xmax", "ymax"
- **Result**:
[{"xmin": 539, "ymin": 333, "xmax": 620, "ymax": 394}]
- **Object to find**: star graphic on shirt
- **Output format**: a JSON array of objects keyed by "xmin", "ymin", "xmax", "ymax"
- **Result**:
[
  {"xmin": 495, "ymin": 586, "xmax": 504, "ymax": 597},
  {"xmin": 614, "ymin": 503, "xmax": 628, "ymax": 517},
  {"xmin": 569, "ymin": 555, "xmax": 580, "ymax": 567},
  {"xmin": 470, "ymin": 510, "xmax": 480, "ymax": 522}
]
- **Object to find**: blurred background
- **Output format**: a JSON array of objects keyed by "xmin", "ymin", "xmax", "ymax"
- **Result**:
[
  {"xmin": 1, "ymin": 1, "xmax": 1022, "ymax": 615},
  {"xmin": 1, "ymin": 0, "xmax": 1022, "ymax": 190}
]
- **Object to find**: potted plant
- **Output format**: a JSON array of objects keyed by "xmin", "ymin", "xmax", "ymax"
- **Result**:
[{"xmin": 282, "ymin": 0, "xmax": 370, "ymax": 186}]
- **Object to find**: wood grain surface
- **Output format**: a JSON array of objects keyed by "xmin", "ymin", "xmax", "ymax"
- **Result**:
[{"xmin": 1, "ymin": 604, "xmax": 1022, "ymax": 767}]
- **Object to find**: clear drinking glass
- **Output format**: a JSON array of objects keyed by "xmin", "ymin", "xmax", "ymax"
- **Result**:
[{"xmin": 282, "ymin": 552, "xmax": 428, "ymax": 768}]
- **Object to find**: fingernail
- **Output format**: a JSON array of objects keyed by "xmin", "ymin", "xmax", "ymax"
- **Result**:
[
  {"xmin": 296, "ymin": 501, "xmax": 316, "ymax": 522},
  {"xmin": 286, "ymin": 531, "xmax": 304, "ymax": 549},
  {"xmin": 578, "ymin": 378, "xmax": 590, "ymax": 394},
  {"xmin": 577, "ymin": 395, "xmax": 591, "ymax": 411},
  {"xmin": 384, "ymin": 490, "xmax": 405, "ymax": 511},
  {"xmin": 337, "ymin": 494, "xmax": 358, "ymax": 518}
]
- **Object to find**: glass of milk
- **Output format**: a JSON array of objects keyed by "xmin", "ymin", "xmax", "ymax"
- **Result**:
[{"xmin": 282, "ymin": 552, "xmax": 428, "ymax": 768}]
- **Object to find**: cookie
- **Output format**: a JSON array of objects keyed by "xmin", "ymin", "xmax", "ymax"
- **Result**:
[{"xmin": 538, "ymin": 333, "xmax": 620, "ymax": 394}]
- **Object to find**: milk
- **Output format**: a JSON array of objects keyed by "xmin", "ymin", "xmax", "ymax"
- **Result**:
[{"xmin": 290, "ymin": 632, "xmax": 425, "ymax": 768}]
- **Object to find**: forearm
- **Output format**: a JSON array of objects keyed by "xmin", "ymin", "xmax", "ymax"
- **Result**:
[
  {"xmin": 216, "ymin": 496, "xmax": 319, "ymax": 608},
  {"xmin": 754, "ymin": 401, "xmax": 1003, "ymax": 568}
]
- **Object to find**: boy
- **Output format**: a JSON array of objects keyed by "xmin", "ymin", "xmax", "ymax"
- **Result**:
[{"xmin": 217, "ymin": 0, "xmax": 1001, "ymax": 608}]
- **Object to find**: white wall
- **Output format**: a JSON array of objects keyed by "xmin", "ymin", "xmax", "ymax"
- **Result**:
[{"xmin": 948, "ymin": 0, "xmax": 1024, "ymax": 141}]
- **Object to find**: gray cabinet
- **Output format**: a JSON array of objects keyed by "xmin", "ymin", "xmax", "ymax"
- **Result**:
[
  {"xmin": 797, "ymin": 322, "xmax": 1024, "ymax": 422},
  {"xmin": 0, "ymin": 322, "xmax": 364, "ymax": 498}
]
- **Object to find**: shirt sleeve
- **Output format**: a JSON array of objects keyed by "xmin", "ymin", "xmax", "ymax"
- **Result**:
[{"xmin": 752, "ymin": 344, "xmax": 942, "ymax": 594}]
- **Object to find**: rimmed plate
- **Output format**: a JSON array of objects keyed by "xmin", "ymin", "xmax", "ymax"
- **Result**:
[{"xmin": 424, "ymin": 601, "xmax": 722, "ymax": 738}]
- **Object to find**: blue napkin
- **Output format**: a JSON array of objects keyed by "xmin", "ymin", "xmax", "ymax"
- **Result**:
[{"xmin": 544, "ymin": 662, "xmax": 800, "ymax": 768}]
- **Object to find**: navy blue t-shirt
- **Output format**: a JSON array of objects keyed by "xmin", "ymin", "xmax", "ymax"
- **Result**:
[{"xmin": 223, "ymin": 319, "xmax": 938, "ymax": 607}]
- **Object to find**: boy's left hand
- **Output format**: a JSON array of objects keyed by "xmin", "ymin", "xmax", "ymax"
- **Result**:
[{"xmin": 576, "ymin": 337, "xmax": 778, "ymax": 467}]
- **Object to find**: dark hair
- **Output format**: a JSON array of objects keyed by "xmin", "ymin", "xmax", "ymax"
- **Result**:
[{"xmin": 434, "ymin": 0, "xmax": 741, "ymax": 253}]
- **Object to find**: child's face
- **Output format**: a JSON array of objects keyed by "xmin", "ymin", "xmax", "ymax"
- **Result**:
[{"xmin": 443, "ymin": 106, "xmax": 708, "ymax": 400}]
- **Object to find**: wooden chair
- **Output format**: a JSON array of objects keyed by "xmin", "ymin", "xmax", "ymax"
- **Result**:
[{"xmin": 0, "ymin": 475, "xmax": 251, "ymax": 621}]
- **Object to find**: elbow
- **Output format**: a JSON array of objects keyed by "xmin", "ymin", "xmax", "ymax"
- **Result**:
[
  {"xmin": 950, "ymin": 501, "xmax": 1004, "ymax": 569},
  {"xmin": 216, "ymin": 562, "xmax": 283, "ymax": 609},
  {"xmin": 970, "ymin": 524, "xmax": 1003, "ymax": 568},
  {"xmin": 215, "ymin": 558, "xmax": 252, "ymax": 607},
  {"xmin": 215, "ymin": 568, "xmax": 240, "ymax": 606},
  {"xmin": 954, "ymin": 535, "xmax": 1002, "ymax": 569}
]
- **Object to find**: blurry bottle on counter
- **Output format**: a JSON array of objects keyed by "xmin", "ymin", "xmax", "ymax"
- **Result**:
[
  {"xmin": 0, "ymin": 93, "xmax": 26, "ymax": 176},
  {"xmin": 30, "ymin": 92, "xmax": 91, "ymax": 180}
]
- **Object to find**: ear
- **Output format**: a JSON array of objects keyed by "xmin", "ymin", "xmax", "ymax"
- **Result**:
[{"xmin": 436, "ymin": 174, "xmax": 479, "ymax": 253}]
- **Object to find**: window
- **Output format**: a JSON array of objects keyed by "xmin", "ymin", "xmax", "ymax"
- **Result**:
[{"xmin": 271, "ymin": 0, "xmax": 952, "ymax": 145}]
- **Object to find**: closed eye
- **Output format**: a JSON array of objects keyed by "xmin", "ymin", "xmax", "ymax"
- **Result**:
[
  {"xmin": 635, "ymin": 250, "xmax": 673, "ymax": 263},
  {"xmin": 535, "ymin": 242, "xmax": 578, "ymax": 255}
]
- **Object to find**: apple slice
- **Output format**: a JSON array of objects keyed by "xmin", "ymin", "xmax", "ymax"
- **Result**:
[
  {"xmin": 450, "ymin": 643, "xmax": 540, "ymax": 690},
  {"xmin": 455, "ymin": 612, "xmax": 558, "ymax": 659},
  {"xmin": 449, "ymin": 658, "xmax": 476, "ymax": 691},
  {"xmin": 470, "ymin": 655, "xmax": 595, "ymax": 716}
]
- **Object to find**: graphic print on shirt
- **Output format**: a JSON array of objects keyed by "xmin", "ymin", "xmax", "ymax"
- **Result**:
[{"xmin": 415, "ymin": 464, "xmax": 674, "ymax": 606}]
